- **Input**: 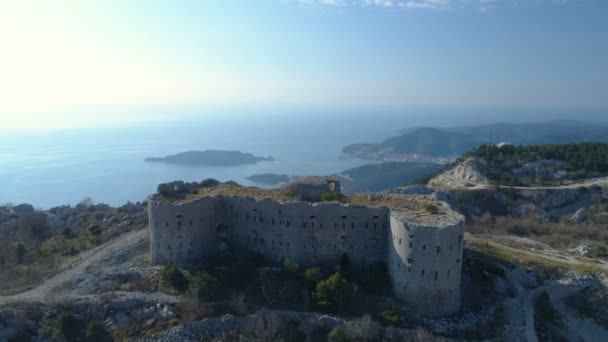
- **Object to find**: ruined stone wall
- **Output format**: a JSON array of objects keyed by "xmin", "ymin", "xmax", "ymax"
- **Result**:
[
  {"xmin": 149, "ymin": 197, "xmax": 224, "ymax": 267},
  {"xmin": 387, "ymin": 206, "xmax": 465, "ymax": 317},
  {"xmin": 149, "ymin": 195, "xmax": 464, "ymax": 316}
]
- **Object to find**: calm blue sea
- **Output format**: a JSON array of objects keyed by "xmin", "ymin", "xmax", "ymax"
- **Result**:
[{"xmin": 1, "ymin": 109, "xmax": 604, "ymax": 208}]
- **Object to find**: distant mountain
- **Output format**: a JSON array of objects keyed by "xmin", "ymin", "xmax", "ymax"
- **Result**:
[
  {"xmin": 145, "ymin": 150, "xmax": 274, "ymax": 166},
  {"xmin": 343, "ymin": 127, "xmax": 484, "ymax": 160},
  {"xmin": 344, "ymin": 120, "xmax": 608, "ymax": 161},
  {"xmin": 334, "ymin": 161, "xmax": 442, "ymax": 193},
  {"xmin": 447, "ymin": 120, "xmax": 608, "ymax": 145}
]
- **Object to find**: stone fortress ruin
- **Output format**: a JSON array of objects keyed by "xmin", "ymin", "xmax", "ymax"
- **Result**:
[{"xmin": 148, "ymin": 177, "xmax": 465, "ymax": 317}]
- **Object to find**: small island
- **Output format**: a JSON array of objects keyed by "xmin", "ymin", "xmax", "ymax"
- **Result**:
[
  {"xmin": 245, "ymin": 173, "xmax": 292, "ymax": 185},
  {"xmin": 144, "ymin": 150, "xmax": 273, "ymax": 166}
]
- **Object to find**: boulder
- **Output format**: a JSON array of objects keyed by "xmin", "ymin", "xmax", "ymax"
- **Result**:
[
  {"xmin": 571, "ymin": 208, "xmax": 588, "ymax": 224},
  {"xmin": 513, "ymin": 204, "xmax": 536, "ymax": 218},
  {"xmin": 113, "ymin": 311, "xmax": 130, "ymax": 327},
  {"xmin": 570, "ymin": 245, "xmax": 593, "ymax": 257}
]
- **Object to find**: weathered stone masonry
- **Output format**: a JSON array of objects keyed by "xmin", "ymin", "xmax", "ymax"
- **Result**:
[{"xmin": 149, "ymin": 195, "xmax": 464, "ymax": 317}]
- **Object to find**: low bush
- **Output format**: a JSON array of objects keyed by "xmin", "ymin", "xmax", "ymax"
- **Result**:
[
  {"xmin": 313, "ymin": 273, "xmax": 351, "ymax": 312},
  {"xmin": 327, "ymin": 326, "xmax": 347, "ymax": 342},
  {"xmin": 304, "ymin": 267, "xmax": 321, "ymax": 284},
  {"xmin": 321, "ymin": 192, "xmax": 347, "ymax": 203},
  {"xmin": 283, "ymin": 258, "xmax": 300, "ymax": 276},
  {"xmin": 422, "ymin": 202, "xmax": 439, "ymax": 214},
  {"xmin": 84, "ymin": 320, "xmax": 112, "ymax": 342},
  {"xmin": 160, "ymin": 261, "xmax": 189, "ymax": 292},
  {"xmin": 55, "ymin": 310, "xmax": 81, "ymax": 341},
  {"xmin": 189, "ymin": 271, "xmax": 220, "ymax": 302}
]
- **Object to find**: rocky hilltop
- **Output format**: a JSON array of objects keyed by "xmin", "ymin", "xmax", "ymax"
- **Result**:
[
  {"xmin": 145, "ymin": 150, "xmax": 273, "ymax": 166},
  {"xmin": 426, "ymin": 143, "xmax": 608, "ymax": 189}
]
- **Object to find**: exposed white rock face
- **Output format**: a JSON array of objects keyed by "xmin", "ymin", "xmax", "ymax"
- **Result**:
[
  {"xmin": 571, "ymin": 208, "xmax": 587, "ymax": 224},
  {"xmin": 570, "ymin": 245, "xmax": 593, "ymax": 257},
  {"xmin": 513, "ymin": 204, "xmax": 536, "ymax": 218},
  {"xmin": 429, "ymin": 158, "xmax": 489, "ymax": 189}
]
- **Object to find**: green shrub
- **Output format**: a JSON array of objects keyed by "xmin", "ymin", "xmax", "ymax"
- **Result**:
[
  {"xmin": 304, "ymin": 267, "xmax": 321, "ymax": 283},
  {"xmin": 313, "ymin": 273, "xmax": 351, "ymax": 311},
  {"xmin": 56, "ymin": 311, "xmax": 81, "ymax": 341},
  {"xmin": 379, "ymin": 308, "xmax": 404, "ymax": 327},
  {"xmin": 283, "ymin": 258, "xmax": 300, "ymax": 276},
  {"xmin": 221, "ymin": 258, "xmax": 257, "ymax": 287},
  {"xmin": 69, "ymin": 246, "xmax": 79, "ymax": 256},
  {"xmin": 321, "ymin": 192, "xmax": 347, "ymax": 203},
  {"xmin": 89, "ymin": 224, "xmax": 102, "ymax": 235},
  {"xmin": 160, "ymin": 261, "xmax": 189, "ymax": 291},
  {"xmin": 15, "ymin": 243, "xmax": 26, "ymax": 264},
  {"xmin": 189, "ymin": 271, "xmax": 220, "ymax": 302},
  {"xmin": 62, "ymin": 227, "xmax": 73, "ymax": 239},
  {"xmin": 534, "ymin": 291, "xmax": 564, "ymax": 341},
  {"xmin": 422, "ymin": 202, "xmax": 439, "ymax": 214},
  {"xmin": 327, "ymin": 326, "xmax": 348, "ymax": 342},
  {"xmin": 84, "ymin": 320, "xmax": 112, "ymax": 342}
]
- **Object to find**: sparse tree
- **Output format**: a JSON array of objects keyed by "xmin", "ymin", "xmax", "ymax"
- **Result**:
[
  {"xmin": 16, "ymin": 243, "xmax": 26, "ymax": 264},
  {"xmin": 62, "ymin": 227, "xmax": 72, "ymax": 239},
  {"xmin": 327, "ymin": 326, "xmax": 347, "ymax": 342},
  {"xmin": 313, "ymin": 273, "xmax": 351, "ymax": 311},
  {"xmin": 79, "ymin": 197, "xmax": 94, "ymax": 207},
  {"xmin": 16, "ymin": 212, "xmax": 49, "ymax": 240},
  {"xmin": 84, "ymin": 320, "xmax": 111, "ymax": 342},
  {"xmin": 189, "ymin": 271, "xmax": 220, "ymax": 302}
]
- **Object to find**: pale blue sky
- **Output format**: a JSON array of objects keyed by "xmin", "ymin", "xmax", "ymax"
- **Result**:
[{"xmin": 0, "ymin": 0, "xmax": 606, "ymax": 129}]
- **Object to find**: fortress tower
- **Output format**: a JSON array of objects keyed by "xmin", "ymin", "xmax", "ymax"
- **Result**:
[{"xmin": 148, "ymin": 179, "xmax": 464, "ymax": 317}]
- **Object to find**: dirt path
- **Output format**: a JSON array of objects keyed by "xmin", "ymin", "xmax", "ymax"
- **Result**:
[
  {"xmin": 0, "ymin": 228, "xmax": 148, "ymax": 306},
  {"xmin": 470, "ymin": 176, "xmax": 608, "ymax": 191}
]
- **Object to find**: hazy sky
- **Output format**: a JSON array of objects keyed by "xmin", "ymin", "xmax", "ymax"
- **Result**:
[{"xmin": 0, "ymin": 0, "xmax": 606, "ymax": 130}]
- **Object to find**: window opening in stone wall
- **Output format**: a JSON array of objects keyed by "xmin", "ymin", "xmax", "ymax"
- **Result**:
[
  {"xmin": 272, "ymin": 218, "xmax": 275, "ymax": 225},
  {"xmin": 373, "ymin": 216, "xmax": 379, "ymax": 219},
  {"xmin": 303, "ymin": 222, "xmax": 307, "ymax": 228},
  {"xmin": 351, "ymin": 222, "xmax": 354, "ymax": 229},
  {"xmin": 365, "ymin": 222, "xmax": 369, "ymax": 228},
  {"xmin": 408, "ymin": 241, "xmax": 412, "ymax": 248},
  {"xmin": 334, "ymin": 222, "xmax": 337, "ymax": 228},
  {"xmin": 436, "ymin": 246, "xmax": 440, "ymax": 254},
  {"xmin": 189, "ymin": 220, "xmax": 193, "ymax": 227},
  {"xmin": 449, "ymin": 244, "xmax": 452, "ymax": 251},
  {"xmin": 422, "ymin": 244, "xmax": 426, "ymax": 251},
  {"xmin": 456, "ymin": 258, "xmax": 461, "ymax": 263},
  {"xmin": 320, "ymin": 223, "xmax": 323, "ymax": 228},
  {"xmin": 166, "ymin": 222, "xmax": 169, "ymax": 227},
  {"xmin": 342, "ymin": 222, "xmax": 346, "ymax": 229},
  {"xmin": 286, "ymin": 221, "xmax": 290, "ymax": 227},
  {"xmin": 421, "ymin": 269, "xmax": 425, "ymax": 277},
  {"xmin": 458, "ymin": 235, "xmax": 462, "ymax": 245},
  {"xmin": 399, "ymin": 238, "xmax": 402, "ymax": 245},
  {"xmin": 447, "ymin": 270, "xmax": 451, "ymax": 279},
  {"xmin": 434, "ymin": 271, "xmax": 438, "ymax": 281}
]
